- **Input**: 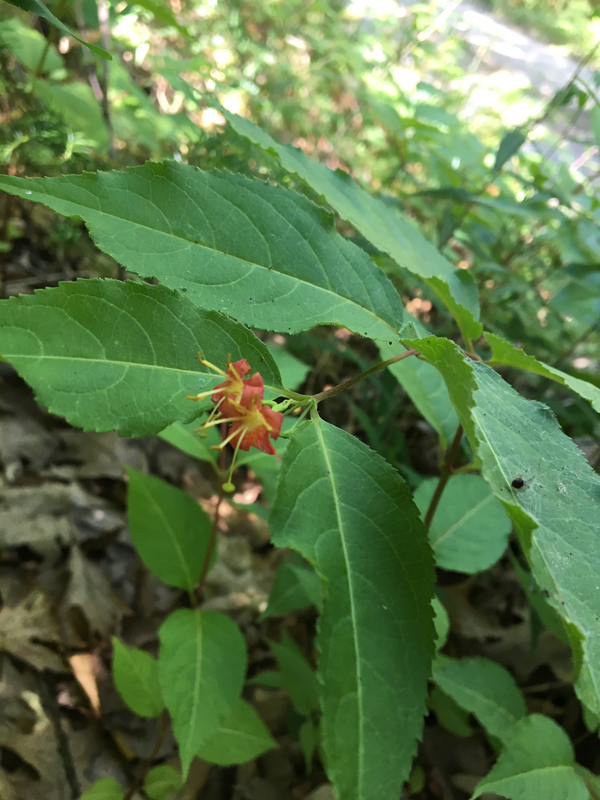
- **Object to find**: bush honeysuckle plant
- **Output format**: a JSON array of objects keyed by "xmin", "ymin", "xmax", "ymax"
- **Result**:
[{"xmin": 2, "ymin": 103, "xmax": 600, "ymax": 800}]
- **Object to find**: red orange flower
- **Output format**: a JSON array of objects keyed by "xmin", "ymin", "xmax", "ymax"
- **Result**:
[{"xmin": 187, "ymin": 353, "xmax": 283, "ymax": 456}]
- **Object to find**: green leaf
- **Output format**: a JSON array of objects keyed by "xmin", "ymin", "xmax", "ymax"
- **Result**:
[
  {"xmin": 247, "ymin": 670, "xmax": 286, "ymax": 689},
  {"xmin": 158, "ymin": 609, "xmax": 247, "ymax": 776},
  {"xmin": 0, "ymin": 279, "xmax": 280, "ymax": 438},
  {"xmin": 432, "ymin": 656, "xmax": 525, "ymax": 743},
  {"xmin": 268, "ymin": 630, "xmax": 320, "ymax": 717},
  {"xmin": 197, "ymin": 699, "xmax": 277, "ymax": 765},
  {"xmin": 406, "ymin": 335, "xmax": 600, "ymax": 715},
  {"xmin": 410, "ymin": 336, "xmax": 600, "ymax": 714},
  {"xmin": 260, "ymin": 559, "xmax": 323, "ymax": 620},
  {"xmin": 428, "ymin": 686, "xmax": 473, "ymax": 738},
  {"xmin": 432, "ymin": 597, "xmax": 450, "ymax": 651},
  {"xmin": 111, "ymin": 638, "xmax": 164, "ymax": 718},
  {"xmin": 31, "ymin": 79, "xmax": 109, "ymax": 154},
  {"xmin": 267, "ymin": 346, "xmax": 310, "ymax": 391},
  {"xmin": 79, "ymin": 779, "xmax": 125, "ymax": 800},
  {"xmin": 126, "ymin": 467, "xmax": 213, "ymax": 591},
  {"xmin": 0, "ymin": 18, "xmax": 63, "ymax": 73},
  {"xmin": 0, "ymin": 164, "xmax": 404, "ymax": 342},
  {"xmin": 4, "ymin": 0, "xmax": 111, "ymax": 60},
  {"xmin": 378, "ymin": 340, "xmax": 459, "ymax": 450},
  {"xmin": 591, "ymin": 105, "xmax": 600, "ymax": 149},
  {"xmin": 414, "ymin": 474, "xmax": 512, "ymax": 573},
  {"xmin": 143, "ymin": 765, "xmax": 183, "ymax": 800},
  {"xmin": 487, "ymin": 332, "xmax": 600, "ymax": 413},
  {"xmin": 512, "ymin": 557, "xmax": 569, "ymax": 645},
  {"xmin": 194, "ymin": 95, "xmax": 482, "ymax": 340},
  {"xmin": 129, "ymin": 0, "xmax": 190, "ymax": 37},
  {"xmin": 158, "ymin": 416, "xmax": 220, "ymax": 462},
  {"xmin": 299, "ymin": 717, "xmax": 320, "ymax": 774},
  {"xmin": 472, "ymin": 714, "xmax": 589, "ymax": 800},
  {"xmin": 494, "ymin": 128, "xmax": 527, "ymax": 172},
  {"xmin": 270, "ymin": 414, "xmax": 435, "ymax": 800}
]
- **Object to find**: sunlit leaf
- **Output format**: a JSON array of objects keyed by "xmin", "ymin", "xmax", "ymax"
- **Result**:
[{"xmin": 126, "ymin": 468, "xmax": 213, "ymax": 591}]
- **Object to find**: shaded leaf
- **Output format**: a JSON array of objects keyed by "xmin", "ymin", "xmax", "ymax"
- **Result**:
[
  {"xmin": 197, "ymin": 699, "xmax": 277, "ymax": 765},
  {"xmin": 247, "ymin": 670, "xmax": 286, "ymax": 689},
  {"xmin": 0, "ymin": 279, "xmax": 280, "ymax": 438},
  {"xmin": 432, "ymin": 597, "xmax": 450, "ymax": 651},
  {"xmin": 126, "ymin": 468, "xmax": 213, "ymax": 591},
  {"xmin": 268, "ymin": 346, "xmax": 310, "ymax": 391},
  {"xmin": 428, "ymin": 686, "xmax": 473, "ymax": 738},
  {"xmin": 158, "ymin": 609, "xmax": 247, "ymax": 776},
  {"xmin": 144, "ymin": 765, "xmax": 183, "ymax": 800},
  {"xmin": 414, "ymin": 474, "xmax": 512, "ymax": 573},
  {"xmin": 32, "ymin": 79, "xmax": 109, "ymax": 154},
  {"xmin": 378, "ymin": 340, "xmax": 459, "ymax": 450},
  {"xmin": 0, "ymin": 18, "xmax": 63, "ymax": 73},
  {"xmin": 473, "ymin": 714, "xmax": 589, "ymax": 800},
  {"xmin": 432, "ymin": 656, "xmax": 525, "ymax": 743},
  {"xmin": 260, "ymin": 559, "xmax": 323, "ymax": 620},
  {"xmin": 268, "ymin": 630, "xmax": 320, "ymax": 716},
  {"xmin": 80, "ymin": 779, "xmax": 125, "ymax": 800},
  {"xmin": 299, "ymin": 717, "xmax": 320, "ymax": 774},
  {"xmin": 494, "ymin": 128, "xmax": 526, "ymax": 172},
  {"xmin": 111, "ymin": 639, "xmax": 164, "ymax": 718},
  {"xmin": 0, "ymin": 165, "xmax": 404, "ymax": 341},
  {"xmin": 158, "ymin": 416, "xmax": 220, "ymax": 462},
  {"xmin": 270, "ymin": 415, "xmax": 435, "ymax": 800}
]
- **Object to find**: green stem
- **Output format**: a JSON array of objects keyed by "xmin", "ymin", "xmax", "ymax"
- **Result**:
[
  {"xmin": 311, "ymin": 348, "xmax": 419, "ymax": 403},
  {"xmin": 35, "ymin": 37, "xmax": 52, "ymax": 77},
  {"xmin": 424, "ymin": 425, "xmax": 463, "ymax": 531}
]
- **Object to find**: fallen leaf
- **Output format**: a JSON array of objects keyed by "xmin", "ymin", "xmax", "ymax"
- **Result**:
[
  {"xmin": 0, "ymin": 482, "xmax": 83, "ymax": 558},
  {"xmin": 0, "ymin": 590, "xmax": 65, "ymax": 672},
  {"xmin": 62, "ymin": 547, "xmax": 129, "ymax": 639},
  {"xmin": 69, "ymin": 654, "xmax": 101, "ymax": 715}
]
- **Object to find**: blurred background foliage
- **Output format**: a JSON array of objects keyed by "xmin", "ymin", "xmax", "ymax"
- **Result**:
[{"xmin": 1, "ymin": 0, "xmax": 600, "ymax": 474}]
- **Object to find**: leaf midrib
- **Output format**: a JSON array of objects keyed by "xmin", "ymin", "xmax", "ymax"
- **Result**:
[
  {"xmin": 311, "ymin": 412, "xmax": 364, "ymax": 794},
  {"xmin": 4, "ymin": 354, "xmax": 282, "ymax": 394},
  {"xmin": 188, "ymin": 612, "xmax": 204, "ymax": 763},
  {"xmin": 432, "ymin": 495, "xmax": 493, "ymax": 549}
]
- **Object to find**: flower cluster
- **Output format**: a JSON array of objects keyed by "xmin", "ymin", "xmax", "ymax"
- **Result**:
[{"xmin": 187, "ymin": 355, "xmax": 283, "ymax": 457}]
